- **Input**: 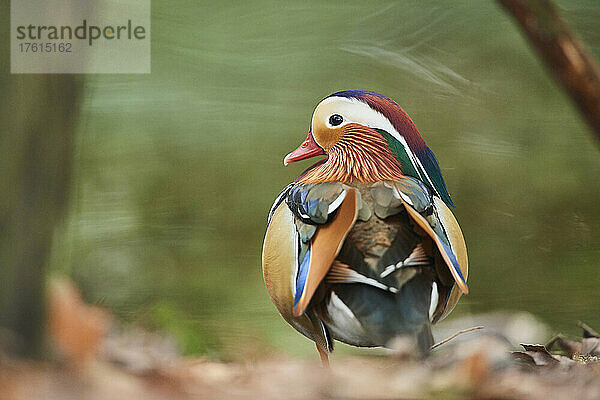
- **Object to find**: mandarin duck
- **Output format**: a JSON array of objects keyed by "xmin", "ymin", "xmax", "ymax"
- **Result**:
[{"xmin": 262, "ymin": 90, "xmax": 468, "ymax": 363}]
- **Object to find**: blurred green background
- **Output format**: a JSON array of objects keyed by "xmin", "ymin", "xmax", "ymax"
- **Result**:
[{"xmin": 42, "ymin": 1, "xmax": 600, "ymax": 359}]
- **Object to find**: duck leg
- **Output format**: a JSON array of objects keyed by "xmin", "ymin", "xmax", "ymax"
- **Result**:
[{"xmin": 316, "ymin": 343, "xmax": 330, "ymax": 367}]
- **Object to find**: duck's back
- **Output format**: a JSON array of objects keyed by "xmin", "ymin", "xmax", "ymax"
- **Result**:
[
  {"xmin": 263, "ymin": 178, "xmax": 466, "ymax": 356},
  {"xmin": 315, "ymin": 182, "xmax": 438, "ymax": 352}
]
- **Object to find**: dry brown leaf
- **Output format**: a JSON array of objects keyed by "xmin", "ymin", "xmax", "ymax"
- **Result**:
[
  {"xmin": 582, "ymin": 338, "xmax": 600, "ymax": 356},
  {"xmin": 513, "ymin": 344, "xmax": 560, "ymax": 368},
  {"xmin": 48, "ymin": 277, "xmax": 111, "ymax": 365}
]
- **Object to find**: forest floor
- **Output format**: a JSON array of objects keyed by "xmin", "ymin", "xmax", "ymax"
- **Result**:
[{"xmin": 1, "ymin": 280, "xmax": 599, "ymax": 400}]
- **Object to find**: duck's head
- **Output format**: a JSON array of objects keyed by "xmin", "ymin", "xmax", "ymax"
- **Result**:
[{"xmin": 284, "ymin": 90, "xmax": 454, "ymax": 207}]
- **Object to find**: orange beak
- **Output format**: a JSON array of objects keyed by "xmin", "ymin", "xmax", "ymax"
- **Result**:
[{"xmin": 284, "ymin": 132, "xmax": 325, "ymax": 166}]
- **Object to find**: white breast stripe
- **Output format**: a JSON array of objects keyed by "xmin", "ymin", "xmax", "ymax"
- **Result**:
[
  {"xmin": 429, "ymin": 282, "xmax": 439, "ymax": 321},
  {"xmin": 397, "ymin": 190, "xmax": 414, "ymax": 207},
  {"xmin": 327, "ymin": 189, "xmax": 347, "ymax": 214}
]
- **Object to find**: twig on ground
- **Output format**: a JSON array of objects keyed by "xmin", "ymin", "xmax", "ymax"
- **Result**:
[
  {"xmin": 577, "ymin": 321, "xmax": 600, "ymax": 338},
  {"xmin": 431, "ymin": 326, "xmax": 485, "ymax": 350}
]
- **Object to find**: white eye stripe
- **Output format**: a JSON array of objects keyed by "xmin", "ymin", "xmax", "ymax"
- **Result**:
[{"xmin": 315, "ymin": 96, "xmax": 395, "ymax": 133}]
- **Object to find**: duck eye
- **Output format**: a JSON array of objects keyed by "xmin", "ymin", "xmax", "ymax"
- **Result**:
[{"xmin": 328, "ymin": 114, "xmax": 343, "ymax": 126}]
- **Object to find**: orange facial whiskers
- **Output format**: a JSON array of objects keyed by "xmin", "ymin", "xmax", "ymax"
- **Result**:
[{"xmin": 297, "ymin": 124, "xmax": 404, "ymax": 184}]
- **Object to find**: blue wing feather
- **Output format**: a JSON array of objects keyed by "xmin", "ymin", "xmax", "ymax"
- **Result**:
[
  {"xmin": 294, "ymin": 245, "xmax": 311, "ymax": 306},
  {"xmin": 439, "ymin": 240, "xmax": 465, "ymax": 284}
]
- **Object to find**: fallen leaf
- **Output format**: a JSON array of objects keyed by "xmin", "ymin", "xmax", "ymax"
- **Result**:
[
  {"xmin": 514, "ymin": 344, "xmax": 560, "ymax": 367},
  {"xmin": 48, "ymin": 277, "xmax": 111, "ymax": 365},
  {"xmin": 582, "ymin": 337, "xmax": 600, "ymax": 356}
]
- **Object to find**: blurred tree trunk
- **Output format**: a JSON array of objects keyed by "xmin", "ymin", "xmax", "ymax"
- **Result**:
[
  {"xmin": 0, "ymin": 2, "xmax": 83, "ymax": 357},
  {"xmin": 498, "ymin": 0, "xmax": 600, "ymax": 144}
]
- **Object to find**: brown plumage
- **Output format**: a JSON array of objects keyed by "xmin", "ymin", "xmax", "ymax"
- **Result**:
[{"xmin": 298, "ymin": 124, "xmax": 403, "ymax": 184}]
